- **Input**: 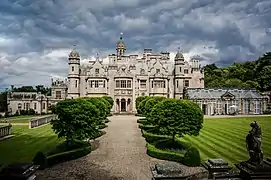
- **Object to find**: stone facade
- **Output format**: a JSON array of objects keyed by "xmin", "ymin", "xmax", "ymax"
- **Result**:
[
  {"xmin": 187, "ymin": 88, "xmax": 269, "ymax": 115},
  {"xmin": 7, "ymin": 79, "xmax": 67, "ymax": 115},
  {"xmin": 67, "ymin": 34, "xmax": 204, "ymax": 113}
]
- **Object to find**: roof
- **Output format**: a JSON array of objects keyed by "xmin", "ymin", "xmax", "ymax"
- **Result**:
[{"xmin": 187, "ymin": 88, "xmax": 267, "ymax": 99}]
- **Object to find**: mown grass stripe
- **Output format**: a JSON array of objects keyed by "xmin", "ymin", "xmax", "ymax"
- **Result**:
[{"xmin": 199, "ymin": 129, "xmax": 248, "ymax": 160}]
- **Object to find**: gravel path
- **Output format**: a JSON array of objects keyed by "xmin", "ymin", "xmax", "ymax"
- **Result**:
[{"xmin": 36, "ymin": 115, "xmax": 164, "ymax": 180}]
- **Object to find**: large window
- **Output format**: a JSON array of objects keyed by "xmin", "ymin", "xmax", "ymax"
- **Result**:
[
  {"xmin": 184, "ymin": 69, "xmax": 188, "ymax": 74},
  {"xmin": 56, "ymin": 91, "xmax": 61, "ymax": 99},
  {"xmin": 244, "ymin": 100, "xmax": 250, "ymax": 114},
  {"xmin": 116, "ymin": 80, "xmax": 131, "ymax": 88},
  {"xmin": 153, "ymin": 80, "xmax": 166, "ymax": 88},
  {"xmin": 26, "ymin": 103, "xmax": 30, "ymax": 110},
  {"xmin": 42, "ymin": 103, "xmax": 46, "ymax": 110},
  {"xmin": 140, "ymin": 80, "xmax": 146, "ymax": 89},
  {"xmin": 254, "ymin": 101, "xmax": 260, "ymax": 114},
  {"xmin": 95, "ymin": 81, "xmax": 99, "ymax": 88},
  {"xmin": 34, "ymin": 103, "xmax": 37, "ymax": 110},
  {"xmin": 75, "ymin": 80, "xmax": 78, "ymax": 88}
]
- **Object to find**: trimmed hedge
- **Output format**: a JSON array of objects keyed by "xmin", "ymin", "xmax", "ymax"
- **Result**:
[
  {"xmin": 138, "ymin": 124, "xmax": 156, "ymax": 131},
  {"xmin": 33, "ymin": 140, "xmax": 91, "ymax": 169},
  {"xmin": 142, "ymin": 130, "xmax": 169, "ymax": 143},
  {"xmin": 182, "ymin": 146, "xmax": 201, "ymax": 166},
  {"xmin": 104, "ymin": 118, "xmax": 110, "ymax": 123},
  {"xmin": 92, "ymin": 130, "xmax": 106, "ymax": 139},
  {"xmin": 137, "ymin": 118, "xmax": 147, "ymax": 124},
  {"xmin": 147, "ymin": 143, "xmax": 184, "ymax": 163}
]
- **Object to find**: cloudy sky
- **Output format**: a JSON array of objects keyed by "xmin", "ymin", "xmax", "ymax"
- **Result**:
[{"xmin": 0, "ymin": 0, "xmax": 270, "ymax": 91}]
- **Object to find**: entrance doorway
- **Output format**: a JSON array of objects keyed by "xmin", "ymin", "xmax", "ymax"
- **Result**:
[
  {"xmin": 202, "ymin": 104, "xmax": 207, "ymax": 115},
  {"xmin": 121, "ymin": 98, "xmax": 126, "ymax": 112}
]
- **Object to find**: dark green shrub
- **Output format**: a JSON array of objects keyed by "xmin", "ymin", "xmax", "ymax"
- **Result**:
[
  {"xmin": 182, "ymin": 146, "xmax": 201, "ymax": 166},
  {"xmin": 147, "ymin": 143, "xmax": 184, "ymax": 162},
  {"xmin": 150, "ymin": 99, "xmax": 204, "ymax": 142},
  {"xmin": 28, "ymin": 109, "xmax": 35, "ymax": 115},
  {"xmin": 142, "ymin": 130, "xmax": 169, "ymax": 143},
  {"xmin": 91, "ymin": 131, "xmax": 106, "ymax": 139},
  {"xmin": 138, "ymin": 124, "xmax": 155, "ymax": 131},
  {"xmin": 135, "ymin": 96, "xmax": 148, "ymax": 113},
  {"xmin": 144, "ymin": 96, "xmax": 166, "ymax": 119},
  {"xmin": 104, "ymin": 119, "xmax": 110, "ymax": 123},
  {"xmin": 137, "ymin": 118, "xmax": 148, "ymax": 124},
  {"xmin": 97, "ymin": 124, "xmax": 108, "ymax": 129},
  {"xmin": 137, "ymin": 96, "xmax": 153, "ymax": 116},
  {"xmin": 33, "ymin": 151, "xmax": 47, "ymax": 169}
]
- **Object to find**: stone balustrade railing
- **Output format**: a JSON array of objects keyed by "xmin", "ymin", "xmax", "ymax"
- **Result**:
[
  {"xmin": 0, "ymin": 124, "xmax": 12, "ymax": 138},
  {"xmin": 29, "ymin": 115, "xmax": 57, "ymax": 129}
]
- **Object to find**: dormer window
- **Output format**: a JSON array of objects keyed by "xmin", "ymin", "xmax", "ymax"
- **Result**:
[
  {"xmin": 156, "ymin": 69, "xmax": 160, "ymax": 73},
  {"xmin": 95, "ymin": 68, "xmax": 99, "ymax": 74}
]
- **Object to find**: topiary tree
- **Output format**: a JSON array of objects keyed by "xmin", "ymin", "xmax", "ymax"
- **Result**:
[
  {"xmin": 102, "ymin": 96, "xmax": 114, "ymax": 109},
  {"xmin": 136, "ymin": 96, "xmax": 148, "ymax": 113},
  {"xmin": 138, "ymin": 96, "xmax": 153, "ymax": 116},
  {"xmin": 150, "ymin": 99, "xmax": 203, "ymax": 142},
  {"xmin": 144, "ymin": 96, "xmax": 166, "ymax": 119},
  {"xmin": 51, "ymin": 98, "xmax": 100, "ymax": 144},
  {"xmin": 82, "ymin": 97, "xmax": 107, "ymax": 123},
  {"xmin": 182, "ymin": 146, "xmax": 201, "ymax": 166},
  {"xmin": 99, "ymin": 97, "xmax": 111, "ymax": 115}
]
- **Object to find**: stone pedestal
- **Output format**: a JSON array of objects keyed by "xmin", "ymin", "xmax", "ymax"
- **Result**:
[
  {"xmin": 150, "ymin": 162, "xmax": 208, "ymax": 180},
  {"xmin": 202, "ymin": 159, "xmax": 240, "ymax": 179},
  {"xmin": 235, "ymin": 157, "xmax": 271, "ymax": 180}
]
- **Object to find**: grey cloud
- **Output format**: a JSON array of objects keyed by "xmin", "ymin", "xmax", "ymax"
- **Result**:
[{"xmin": 0, "ymin": 0, "xmax": 270, "ymax": 90}]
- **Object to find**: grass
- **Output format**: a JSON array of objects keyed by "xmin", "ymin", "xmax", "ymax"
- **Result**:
[
  {"xmin": 0, "ymin": 125, "xmax": 63, "ymax": 166},
  {"xmin": 179, "ymin": 116, "xmax": 271, "ymax": 166},
  {"xmin": 0, "ymin": 115, "xmax": 48, "ymax": 123}
]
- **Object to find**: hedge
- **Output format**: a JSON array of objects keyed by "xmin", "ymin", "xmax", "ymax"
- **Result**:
[
  {"xmin": 33, "ymin": 140, "xmax": 91, "ymax": 169},
  {"xmin": 92, "ymin": 131, "xmax": 106, "ymax": 139},
  {"xmin": 97, "ymin": 124, "xmax": 108, "ymax": 129},
  {"xmin": 137, "ymin": 118, "xmax": 147, "ymax": 124},
  {"xmin": 104, "ymin": 119, "xmax": 110, "ymax": 123},
  {"xmin": 142, "ymin": 130, "xmax": 169, "ymax": 143},
  {"xmin": 147, "ymin": 142, "xmax": 184, "ymax": 163},
  {"xmin": 138, "ymin": 124, "xmax": 156, "ymax": 131}
]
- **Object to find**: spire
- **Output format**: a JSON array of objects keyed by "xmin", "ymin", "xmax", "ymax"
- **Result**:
[
  {"xmin": 120, "ymin": 32, "xmax": 123, "ymax": 40},
  {"xmin": 116, "ymin": 32, "xmax": 126, "ymax": 57}
]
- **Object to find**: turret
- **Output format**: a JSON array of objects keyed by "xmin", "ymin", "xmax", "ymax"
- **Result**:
[
  {"xmin": 67, "ymin": 46, "xmax": 80, "ymax": 99},
  {"xmin": 174, "ymin": 48, "xmax": 185, "ymax": 76},
  {"xmin": 116, "ymin": 32, "xmax": 126, "ymax": 58}
]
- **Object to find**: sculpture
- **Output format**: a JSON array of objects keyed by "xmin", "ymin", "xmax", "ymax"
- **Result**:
[{"xmin": 246, "ymin": 121, "xmax": 263, "ymax": 165}]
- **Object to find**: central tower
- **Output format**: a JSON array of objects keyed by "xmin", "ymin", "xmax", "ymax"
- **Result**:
[{"xmin": 116, "ymin": 32, "xmax": 126, "ymax": 58}]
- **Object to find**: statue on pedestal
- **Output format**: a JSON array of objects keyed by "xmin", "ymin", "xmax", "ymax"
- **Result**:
[{"xmin": 246, "ymin": 121, "xmax": 263, "ymax": 165}]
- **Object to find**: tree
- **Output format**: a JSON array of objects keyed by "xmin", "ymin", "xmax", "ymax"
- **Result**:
[
  {"xmin": 136, "ymin": 96, "xmax": 148, "ymax": 112},
  {"xmin": 257, "ymin": 66, "xmax": 271, "ymax": 92},
  {"xmin": 138, "ymin": 96, "xmax": 153, "ymax": 116},
  {"xmin": 150, "ymin": 99, "xmax": 203, "ymax": 142},
  {"xmin": 102, "ymin": 96, "xmax": 114, "ymax": 109},
  {"xmin": 51, "ymin": 98, "xmax": 100, "ymax": 143},
  {"xmin": 0, "ymin": 91, "xmax": 8, "ymax": 112},
  {"xmin": 144, "ymin": 96, "xmax": 166, "ymax": 119},
  {"xmin": 81, "ymin": 97, "xmax": 107, "ymax": 122}
]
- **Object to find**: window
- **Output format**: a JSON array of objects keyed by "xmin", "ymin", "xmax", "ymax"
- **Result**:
[
  {"xmin": 34, "ymin": 103, "xmax": 37, "ymax": 110},
  {"xmin": 18, "ymin": 103, "xmax": 22, "ymax": 109},
  {"xmin": 153, "ymin": 80, "xmax": 165, "ymax": 88},
  {"xmin": 72, "ymin": 66, "xmax": 74, "ymax": 71},
  {"xmin": 156, "ymin": 69, "xmax": 160, "ymax": 73},
  {"xmin": 24, "ymin": 103, "xmax": 26, "ymax": 109},
  {"xmin": 127, "ymin": 80, "xmax": 131, "ymax": 88},
  {"xmin": 217, "ymin": 100, "xmax": 222, "ymax": 114},
  {"xmin": 95, "ymin": 80, "xmax": 99, "ymax": 88},
  {"xmin": 75, "ymin": 80, "xmax": 78, "ymax": 88},
  {"xmin": 121, "ymin": 80, "xmax": 126, "ymax": 88},
  {"xmin": 184, "ymin": 69, "xmax": 188, "ymax": 74},
  {"xmin": 56, "ymin": 91, "xmax": 61, "ymax": 99},
  {"xmin": 244, "ymin": 100, "xmax": 250, "ymax": 114},
  {"xmin": 103, "ymin": 80, "xmax": 106, "ymax": 88},
  {"xmin": 179, "ymin": 67, "xmax": 182, "ymax": 72},
  {"xmin": 42, "ymin": 103, "xmax": 45, "ymax": 110},
  {"xmin": 140, "ymin": 80, "xmax": 147, "ymax": 89},
  {"xmin": 254, "ymin": 101, "xmax": 260, "ymax": 114},
  {"xmin": 184, "ymin": 80, "xmax": 189, "ymax": 87},
  {"xmin": 152, "ymin": 81, "xmax": 154, "ymax": 88},
  {"xmin": 26, "ymin": 103, "xmax": 30, "ymax": 110},
  {"xmin": 95, "ymin": 68, "xmax": 99, "ymax": 74},
  {"xmin": 176, "ymin": 80, "xmax": 179, "ymax": 88},
  {"xmin": 116, "ymin": 80, "xmax": 120, "ymax": 88}
]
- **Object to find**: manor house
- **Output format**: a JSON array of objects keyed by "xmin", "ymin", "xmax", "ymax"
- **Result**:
[{"xmin": 7, "ymin": 34, "xmax": 268, "ymax": 115}]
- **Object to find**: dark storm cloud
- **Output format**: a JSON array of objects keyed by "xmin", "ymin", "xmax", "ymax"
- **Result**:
[{"xmin": 0, "ymin": 0, "xmax": 270, "ymax": 89}]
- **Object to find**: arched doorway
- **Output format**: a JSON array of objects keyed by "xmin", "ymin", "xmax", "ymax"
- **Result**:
[{"xmin": 121, "ymin": 98, "xmax": 126, "ymax": 112}]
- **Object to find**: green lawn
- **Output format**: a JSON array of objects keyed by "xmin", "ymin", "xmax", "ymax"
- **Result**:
[
  {"xmin": 0, "ymin": 115, "xmax": 47, "ymax": 123},
  {"xmin": 180, "ymin": 116, "xmax": 271, "ymax": 166},
  {"xmin": 0, "ymin": 125, "xmax": 63, "ymax": 165}
]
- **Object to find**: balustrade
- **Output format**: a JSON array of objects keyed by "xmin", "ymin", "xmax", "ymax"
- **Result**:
[{"xmin": 0, "ymin": 125, "xmax": 12, "ymax": 138}]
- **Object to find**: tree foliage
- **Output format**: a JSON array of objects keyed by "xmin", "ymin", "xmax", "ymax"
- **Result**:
[
  {"xmin": 144, "ymin": 96, "xmax": 166, "ymax": 118},
  {"xmin": 137, "ymin": 96, "xmax": 154, "ymax": 116},
  {"xmin": 204, "ymin": 52, "xmax": 271, "ymax": 92},
  {"xmin": 150, "ymin": 99, "xmax": 203, "ymax": 141},
  {"xmin": 136, "ymin": 96, "xmax": 148, "ymax": 113},
  {"xmin": 51, "ymin": 98, "xmax": 100, "ymax": 141},
  {"xmin": 102, "ymin": 96, "xmax": 114, "ymax": 109}
]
